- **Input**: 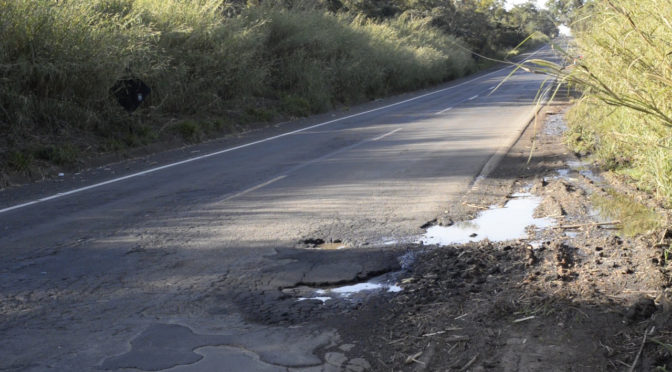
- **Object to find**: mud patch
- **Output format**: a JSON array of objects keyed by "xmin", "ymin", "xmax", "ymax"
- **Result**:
[
  {"xmin": 331, "ymin": 103, "xmax": 672, "ymax": 371},
  {"xmin": 341, "ymin": 237, "xmax": 671, "ymax": 370}
]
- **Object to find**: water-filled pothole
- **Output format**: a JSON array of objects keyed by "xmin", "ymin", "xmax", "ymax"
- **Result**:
[
  {"xmin": 419, "ymin": 193, "xmax": 555, "ymax": 245},
  {"xmin": 291, "ymin": 279, "xmax": 402, "ymax": 304},
  {"xmin": 287, "ymin": 261, "xmax": 408, "ymax": 304}
]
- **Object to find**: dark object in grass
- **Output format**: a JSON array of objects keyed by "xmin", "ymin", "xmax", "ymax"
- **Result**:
[
  {"xmin": 624, "ymin": 297, "xmax": 657, "ymax": 323},
  {"xmin": 111, "ymin": 79, "xmax": 151, "ymax": 113}
]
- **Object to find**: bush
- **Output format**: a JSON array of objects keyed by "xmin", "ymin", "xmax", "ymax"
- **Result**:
[
  {"xmin": 0, "ymin": 0, "xmax": 475, "ymax": 172},
  {"xmin": 564, "ymin": 0, "xmax": 672, "ymax": 205}
]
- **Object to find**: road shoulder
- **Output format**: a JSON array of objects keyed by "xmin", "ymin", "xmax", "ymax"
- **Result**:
[{"xmin": 329, "ymin": 100, "xmax": 672, "ymax": 371}]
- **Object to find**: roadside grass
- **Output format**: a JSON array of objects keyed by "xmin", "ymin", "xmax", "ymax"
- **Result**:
[
  {"xmin": 519, "ymin": 0, "xmax": 672, "ymax": 207},
  {"xmin": 0, "ymin": 0, "xmax": 475, "ymax": 176}
]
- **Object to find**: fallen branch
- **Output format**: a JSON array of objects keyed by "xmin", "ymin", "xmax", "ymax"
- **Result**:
[
  {"xmin": 423, "ymin": 331, "xmax": 445, "ymax": 337},
  {"xmin": 459, "ymin": 354, "xmax": 479, "ymax": 371},
  {"xmin": 629, "ymin": 326, "xmax": 654, "ymax": 372},
  {"xmin": 553, "ymin": 221, "xmax": 621, "ymax": 229},
  {"xmin": 463, "ymin": 203, "xmax": 488, "ymax": 210},
  {"xmin": 512, "ymin": 315, "xmax": 536, "ymax": 323},
  {"xmin": 422, "ymin": 328, "xmax": 463, "ymax": 337},
  {"xmin": 405, "ymin": 351, "xmax": 424, "ymax": 365}
]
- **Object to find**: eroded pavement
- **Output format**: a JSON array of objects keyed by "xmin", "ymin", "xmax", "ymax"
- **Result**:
[
  {"xmin": 1, "ymin": 238, "xmax": 405, "ymax": 371},
  {"xmin": 3, "ymin": 101, "xmax": 672, "ymax": 371}
]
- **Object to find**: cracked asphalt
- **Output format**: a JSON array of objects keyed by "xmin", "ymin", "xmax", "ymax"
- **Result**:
[{"xmin": 0, "ymin": 48, "xmax": 557, "ymax": 371}]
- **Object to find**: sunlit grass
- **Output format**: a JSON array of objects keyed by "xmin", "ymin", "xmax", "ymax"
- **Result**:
[
  {"xmin": 0, "ymin": 0, "xmax": 474, "ymax": 170},
  {"xmin": 520, "ymin": 0, "xmax": 672, "ymax": 206}
]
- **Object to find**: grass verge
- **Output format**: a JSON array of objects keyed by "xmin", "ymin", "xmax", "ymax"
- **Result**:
[{"xmin": 0, "ymin": 0, "xmax": 475, "ymax": 180}]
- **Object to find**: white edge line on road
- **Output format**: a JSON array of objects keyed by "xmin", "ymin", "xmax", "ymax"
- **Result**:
[
  {"xmin": 436, "ymin": 106, "xmax": 453, "ymax": 114},
  {"xmin": 0, "ymin": 47, "xmax": 546, "ymax": 215},
  {"xmin": 468, "ymin": 95, "xmax": 479, "ymax": 101}
]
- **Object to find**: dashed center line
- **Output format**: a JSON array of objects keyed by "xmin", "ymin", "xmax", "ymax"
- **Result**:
[
  {"xmin": 0, "ymin": 47, "xmax": 547, "ymax": 215},
  {"xmin": 220, "ymin": 127, "xmax": 402, "ymax": 202}
]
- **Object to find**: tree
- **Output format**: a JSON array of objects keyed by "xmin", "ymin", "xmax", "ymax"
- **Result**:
[{"xmin": 546, "ymin": 0, "xmax": 584, "ymax": 24}]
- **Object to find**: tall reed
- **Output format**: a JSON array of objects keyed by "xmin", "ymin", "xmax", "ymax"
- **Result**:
[{"xmin": 526, "ymin": 0, "xmax": 672, "ymax": 204}]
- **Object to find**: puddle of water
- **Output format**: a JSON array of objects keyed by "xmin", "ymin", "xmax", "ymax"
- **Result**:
[
  {"xmin": 387, "ymin": 284, "xmax": 403, "ymax": 292},
  {"xmin": 543, "ymin": 112, "xmax": 568, "ymax": 136},
  {"xmin": 565, "ymin": 160, "xmax": 603, "ymax": 183},
  {"xmin": 579, "ymin": 169, "xmax": 601, "ymax": 183},
  {"xmin": 565, "ymin": 231, "xmax": 579, "ymax": 238},
  {"xmin": 419, "ymin": 193, "xmax": 555, "ymax": 245},
  {"xmin": 297, "ymin": 297, "xmax": 332, "ymax": 303},
  {"xmin": 315, "ymin": 282, "xmax": 401, "ymax": 297},
  {"xmin": 529, "ymin": 241, "xmax": 543, "ymax": 249},
  {"xmin": 591, "ymin": 190, "xmax": 663, "ymax": 236}
]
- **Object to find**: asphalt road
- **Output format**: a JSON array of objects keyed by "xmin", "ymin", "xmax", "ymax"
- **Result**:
[{"xmin": 1, "ymin": 47, "xmax": 557, "ymax": 371}]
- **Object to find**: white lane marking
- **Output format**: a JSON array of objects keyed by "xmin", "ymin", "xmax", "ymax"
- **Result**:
[
  {"xmin": 0, "ymin": 47, "xmax": 548, "ymax": 215},
  {"xmin": 435, "ymin": 48, "xmax": 548, "ymax": 115},
  {"xmin": 219, "ymin": 128, "xmax": 402, "ymax": 202},
  {"xmin": 371, "ymin": 127, "xmax": 402, "ymax": 141},
  {"xmin": 221, "ymin": 175, "xmax": 287, "ymax": 202},
  {"xmin": 436, "ymin": 106, "xmax": 453, "ymax": 114},
  {"xmin": 435, "ymin": 90, "xmax": 484, "ymax": 115}
]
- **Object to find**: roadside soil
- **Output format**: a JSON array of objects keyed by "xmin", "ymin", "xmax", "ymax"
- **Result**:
[{"xmin": 324, "ymin": 102, "xmax": 672, "ymax": 371}]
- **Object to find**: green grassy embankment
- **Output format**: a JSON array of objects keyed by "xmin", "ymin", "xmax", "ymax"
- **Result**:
[
  {"xmin": 0, "ymin": 0, "xmax": 475, "ymax": 180},
  {"xmin": 562, "ymin": 0, "xmax": 672, "ymax": 206}
]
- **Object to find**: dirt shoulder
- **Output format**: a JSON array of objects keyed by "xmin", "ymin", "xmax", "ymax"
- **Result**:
[{"xmin": 333, "ymin": 102, "xmax": 672, "ymax": 371}]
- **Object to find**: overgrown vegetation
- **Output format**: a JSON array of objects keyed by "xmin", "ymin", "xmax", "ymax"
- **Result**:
[
  {"xmin": 542, "ymin": 0, "xmax": 672, "ymax": 205},
  {"xmin": 591, "ymin": 189, "xmax": 664, "ymax": 236},
  {"xmin": 0, "ymin": 0, "xmax": 556, "ymax": 177}
]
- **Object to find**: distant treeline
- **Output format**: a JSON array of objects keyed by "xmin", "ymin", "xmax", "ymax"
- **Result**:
[{"xmin": 0, "ymin": 0, "xmax": 557, "ymax": 176}]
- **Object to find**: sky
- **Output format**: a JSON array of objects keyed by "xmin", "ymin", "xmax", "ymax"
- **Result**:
[{"xmin": 505, "ymin": 0, "xmax": 547, "ymax": 10}]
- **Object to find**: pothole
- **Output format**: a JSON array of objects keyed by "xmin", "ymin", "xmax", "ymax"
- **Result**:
[
  {"xmin": 418, "ymin": 192, "xmax": 555, "ymax": 246},
  {"xmin": 298, "ymin": 238, "xmax": 348, "ymax": 250},
  {"xmin": 288, "ymin": 276, "xmax": 402, "ymax": 304},
  {"xmin": 284, "ymin": 260, "xmax": 409, "ymax": 304}
]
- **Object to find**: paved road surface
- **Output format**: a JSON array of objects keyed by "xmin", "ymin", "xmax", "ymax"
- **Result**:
[{"xmin": 0, "ymin": 47, "xmax": 557, "ymax": 371}]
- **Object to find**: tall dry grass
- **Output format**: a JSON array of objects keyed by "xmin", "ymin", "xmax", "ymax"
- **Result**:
[
  {"xmin": 526, "ymin": 0, "xmax": 672, "ymax": 205},
  {"xmin": 0, "ymin": 0, "xmax": 474, "ymax": 172}
]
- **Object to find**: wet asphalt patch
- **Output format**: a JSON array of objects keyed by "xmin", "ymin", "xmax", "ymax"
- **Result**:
[{"xmin": 101, "ymin": 323, "xmax": 339, "ymax": 371}]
